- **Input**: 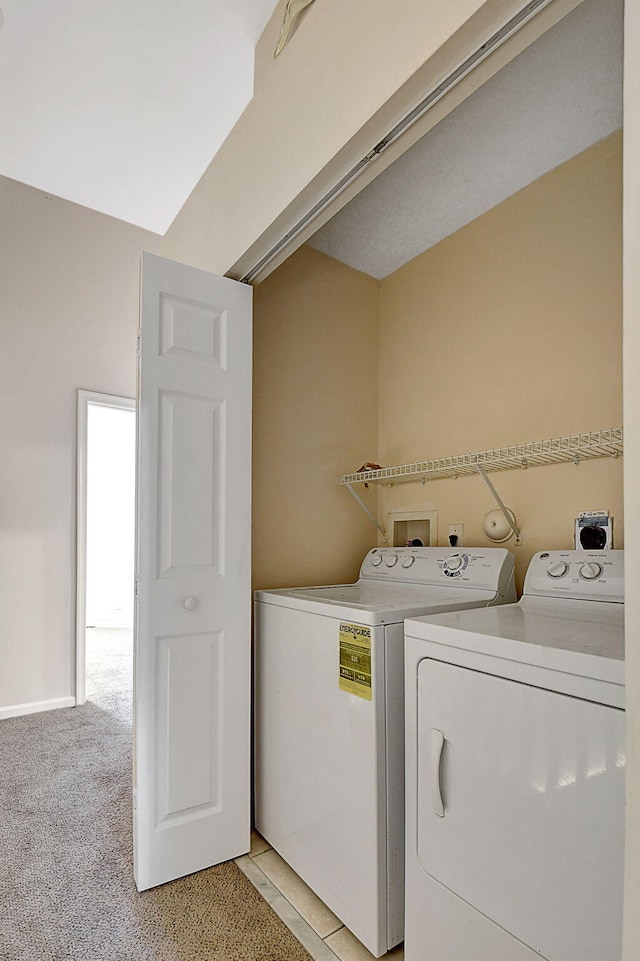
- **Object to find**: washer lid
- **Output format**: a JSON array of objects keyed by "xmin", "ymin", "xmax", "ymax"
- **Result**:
[{"xmin": 254, "ymin": 582, "xmax": 499, "ymax": 625}]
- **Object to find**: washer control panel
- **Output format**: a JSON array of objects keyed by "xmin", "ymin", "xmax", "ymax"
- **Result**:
[
  {"xmin": 524, "ymin": 550, "xmax": 624, "ymax": 603},
  {"xmin": 359, "ymin": 547, "xmax": 515, "ymax": 594}
]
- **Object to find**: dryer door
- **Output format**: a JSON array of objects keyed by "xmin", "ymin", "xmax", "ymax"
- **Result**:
[{"xmin": 416, "ymin": 658, "xmax": 625, "ymax": 961}]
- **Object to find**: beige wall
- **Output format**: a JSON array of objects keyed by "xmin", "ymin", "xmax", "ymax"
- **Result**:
[
  {"xmin": 253, "ymin": 135, "xmax": 622, "ymax": 595},
  {"xmin": 377, "ymin": 133, "xmax": 622, "ymax": 591},
  {"xmin": 252, "ymin": 245, "xmax": 379, "ymax": 590},
  {"xmin": 623, "ymin": 0, "xmax": 640, "ymax": 954},
  {"xmin": 0, "ymin": 176, "xmax": 160, "ymax": 713}
]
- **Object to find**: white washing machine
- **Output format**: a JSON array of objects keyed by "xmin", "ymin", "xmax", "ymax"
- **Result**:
[
  {"xmin": 404, "ymin": 549, "xmax": 625, "ymax": 961},
  {"xmin": 254, "ymin": 546, "xmax": 516, "ymax": 957}
]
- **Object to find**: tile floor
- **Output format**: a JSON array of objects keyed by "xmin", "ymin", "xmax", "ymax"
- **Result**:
[{"xmin": 235, "ymin": 832, "xmax": 404, "ymax": 961}]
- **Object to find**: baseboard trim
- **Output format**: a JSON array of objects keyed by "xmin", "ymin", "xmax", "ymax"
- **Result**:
[{"xmin": 0, "ymin": 696, "xmax": 76, "ymax": 720}]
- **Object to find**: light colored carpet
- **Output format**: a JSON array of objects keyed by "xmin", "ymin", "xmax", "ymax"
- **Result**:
[{"xmin": 0, "ymin": 629, "xmax": 312, "ymax": 961}]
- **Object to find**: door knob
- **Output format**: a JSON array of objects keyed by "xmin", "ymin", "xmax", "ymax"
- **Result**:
[{"xmin": 183, "ymin": 596, "xmax": 198, "ymax": 611}]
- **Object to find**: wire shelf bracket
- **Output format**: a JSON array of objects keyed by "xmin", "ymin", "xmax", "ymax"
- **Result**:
[{"xmin": 345, "ymin": 483, "xmax": 387, "ymax": 540}]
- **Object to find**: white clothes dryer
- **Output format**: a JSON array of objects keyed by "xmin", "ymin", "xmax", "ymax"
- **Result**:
[
  {"xmin": 404, "ymin": 549, "xmax": 625, "ymax": 961},
  {"xmin": 254, "ymin": 547, "xmax": 516, "ymax": 957}
]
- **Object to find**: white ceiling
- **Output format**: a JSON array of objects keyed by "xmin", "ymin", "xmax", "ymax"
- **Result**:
[
  {"xmin": 0, "ymin": 0, "xmax": 280, "ymax": 234},
  {"xmin": 308, "ymin": 0, "xmax": 623, "ymax": 279}
]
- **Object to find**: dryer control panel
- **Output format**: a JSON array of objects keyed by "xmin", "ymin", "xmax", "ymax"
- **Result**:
[
  {"xmin": 360, "ymin": 547, "xmax": 515, "ymax": 597},
  {"xmin": 524, "ymin": 550, "xmax": 624, "ymax": 603}
]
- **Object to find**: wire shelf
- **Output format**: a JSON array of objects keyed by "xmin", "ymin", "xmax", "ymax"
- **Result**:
[{"xmin": 337, "ymin": 428, "xmax": 623, "ymax": 486}]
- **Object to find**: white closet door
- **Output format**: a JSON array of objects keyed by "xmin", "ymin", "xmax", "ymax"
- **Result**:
[{"xmin": 134, "ymin": 252, "xmax": 252, "ymax": 891}]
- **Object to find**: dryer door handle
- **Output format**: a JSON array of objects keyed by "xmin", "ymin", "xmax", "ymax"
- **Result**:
[{"xmin": 430, "ymin": 728, "xmax": 445, "ymax": 817}]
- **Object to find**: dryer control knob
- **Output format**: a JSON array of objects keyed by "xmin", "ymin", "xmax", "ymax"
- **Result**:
[
  {"xmin": 385, "ymin": 555, "xmax": 399, "ymax": 567},
  {"xmin": 547, "ymin": 561, "xmax": 569, "ymax": 579},
  {"xmin": 402, "ymin": 556, "xmax": 415, "ymax": 568},
  {"xmin": 445, "ymin": 554, "xmax": 464, "ymax": 572},
  {"xmin": 579, "ymin": 561, "xmax": 603, "ymax": 580},
  {"xmin": 371, "ymin": 555, "xmax": 382, "ymax": 567}
]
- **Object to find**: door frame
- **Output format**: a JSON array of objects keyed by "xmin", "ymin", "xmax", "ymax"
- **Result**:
[{"xmin": 75, "ymin": 389, "xmax": 136, "ymax": 705}]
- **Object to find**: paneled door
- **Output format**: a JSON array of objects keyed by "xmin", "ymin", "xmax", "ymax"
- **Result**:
[{"xmin": 134, "ymin": 252, "xmax": 252, "ymax": 890}]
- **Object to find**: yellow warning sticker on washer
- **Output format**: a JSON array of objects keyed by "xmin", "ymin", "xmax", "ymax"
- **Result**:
[{"xmin": 339, "ymin": 622, "xmax": 372, "ymax": 700}]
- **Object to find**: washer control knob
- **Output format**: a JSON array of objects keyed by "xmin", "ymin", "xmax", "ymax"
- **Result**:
[
  {"xmin": 580, "ymin": 561, "xmax": 603, "ymax": 580},
  {"xmin": 445, "ymin": 554, "xmax": 464, "ymax": 572},
  {"xmin": 385, "ymin": 554, "xmax": 399, "ymax": 567},
  {"xmin": 402, "ymin": 556, "xmax": 415, "ymax": 568},
  {"xmin": 371, "ymin": 555, "xmax": 382, "ymax": 567},
  {"xmin": 547, "ymin": 561, "xmax": 569, "ymax": 579}
]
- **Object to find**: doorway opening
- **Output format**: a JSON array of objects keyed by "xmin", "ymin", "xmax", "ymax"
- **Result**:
[{"xmin": 76, "ymin": 390, "xmax": 136, "ymax": 708}]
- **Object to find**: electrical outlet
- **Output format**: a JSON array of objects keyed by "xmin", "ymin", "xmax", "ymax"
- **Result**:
[{"xmin": 448, "ymin": 523, "xmax": 464, "ymax": 547}]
